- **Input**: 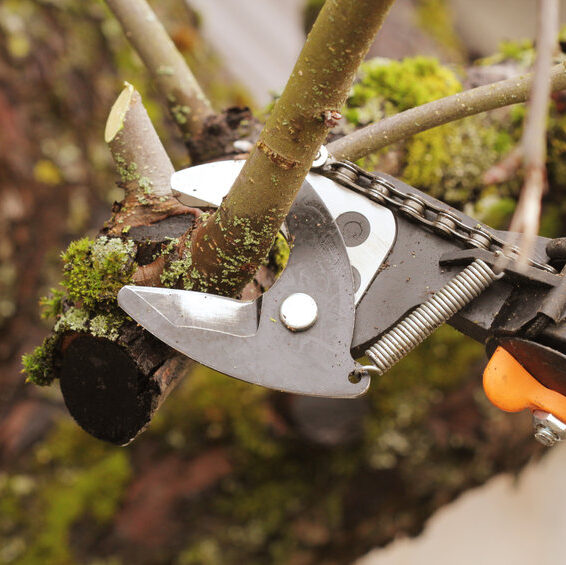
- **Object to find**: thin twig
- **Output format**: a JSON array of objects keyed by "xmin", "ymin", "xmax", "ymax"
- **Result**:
[
  {"xmin": 327, "ymin": 62, "xmax": 566, "ymax": 162},
  {"xmin": 503, "ymin": 0, "xmax": 559, "ymax": 270},
  {"xmin": 105, "ymin": 0, "xmax": 214, "ymax": 140},
  {"xmin": 483, "ymin": 146, "xmax": 523, "ymax": 184}
]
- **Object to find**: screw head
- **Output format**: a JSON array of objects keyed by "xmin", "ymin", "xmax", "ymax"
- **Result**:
[
  {"xmin": 532, "ymin": 410, "xmax": 566, "ymax": 447},
  {"xmin": 279, "ymin": 293, "xmax": 318, "ymax": 332}
]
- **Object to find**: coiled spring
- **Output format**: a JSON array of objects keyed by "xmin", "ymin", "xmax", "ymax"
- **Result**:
[{"xmin": 365, "ymin": 259, "xmax": 499, "ymax": 376}]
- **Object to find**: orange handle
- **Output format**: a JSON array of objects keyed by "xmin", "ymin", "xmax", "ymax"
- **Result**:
[{"xmin": 483, "ymin": 346, "xmax": 566, "ymax": 422}]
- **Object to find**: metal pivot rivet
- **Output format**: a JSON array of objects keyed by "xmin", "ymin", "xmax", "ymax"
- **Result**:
[
  {"xmin": 336, "ymin": 212, "xmax": 371, "ymax": 247},
  {"xmin": 312, "ymin": 145, "xmax": 329, "ymax": 168},
  {"xmin": 280, "ymin": 293, "xmax": 318, "ymax": 332}
]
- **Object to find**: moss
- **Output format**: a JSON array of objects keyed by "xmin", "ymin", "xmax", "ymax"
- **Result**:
[
  {"xmin": 61, "ymin": 236, "xmax": 135, "ymax": 308},
  {"xmin": 343, "ymin": 56, "xmax": 523, "ymax": 208},
  {"xmin": 22, "ymin": 236, "xmax": 136, "ymax": 385},
  {"xmin": 21, "ymin": 334, "xmax": 59, "ymax": 386}
]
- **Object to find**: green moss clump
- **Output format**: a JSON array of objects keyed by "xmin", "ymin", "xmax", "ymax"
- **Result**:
[
  {"xmin": 343, "ymin": 56, "xmax": 522, "ymax": 207},
  {"xmin": 21, "ymin": 335, "xmax": 59, "ymax": 386},
  {"xmin": 61, "ymin": 236, "xmax": 135, "ymax": 308},
  {"xmin": 22, "ymin": 236, "xmax": 137, "ymax": 386}
]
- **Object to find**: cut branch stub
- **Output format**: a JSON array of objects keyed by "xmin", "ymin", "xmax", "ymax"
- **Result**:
[
  {"xmin": 59, "ymin": 327, "xmax": 192, "ymax": 445},
  {"xmin": 105, "ymin": 0, "xmax": 214, "ymax": 140},
  {"xmin": 105, "ymin": 83, "xmax": 190, "ymax": 236},
  {"xmin": 56, "ymin": 86, "xmax": 201, "ymax": 444}
]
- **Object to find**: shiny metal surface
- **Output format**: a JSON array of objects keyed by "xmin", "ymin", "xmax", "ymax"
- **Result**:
[
  {"xmin": 532, "ymin": 410, "xmax": 566, "ymax": 447},
  {"xmin": 279, "ymin": 293, "xmax": 318, "ymax": 332},
  {"xmin": 171, "ymin": 160, "xmax": 244, "ymax": 208},
  {"xmin": 119, "ymin": 182, "xmax": 370, "ymax": 398},
  {"xmin": 171, "ymin": 160, "xmax": 396, "ymax": 304},
  {"xmin": 118, "ymin": 287, "xmax": 258, "ymax": 337}
]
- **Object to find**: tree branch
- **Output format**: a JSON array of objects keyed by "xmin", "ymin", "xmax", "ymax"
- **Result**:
[
  {"xmin": 57, "ymin": 86, "xmax": 200, "ymax": 444},
  {"xmin": 505, "ymin": 0, "xmax": 559, "ymax": 269},
  {"xmin": 104, "ymin": 83, "xmax": 191, "ymax": 236},
  {"xmin": 327, "ymin": 62, "xmax": 566, "ymax": 162},
  {"xmin": 105, "ymin": 0, "xmax": 214, "ymax": 140},
  {"xmin": 187, "ymin": 0, "xmax": 396, "ymax": 296}
]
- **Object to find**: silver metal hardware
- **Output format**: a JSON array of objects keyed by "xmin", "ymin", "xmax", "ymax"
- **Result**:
[
  {"xmin": 311, "ymin": 145, "xmax": 329, "ymax": 168},
  {"xmin": 399, "ymin": 195, "xmax": 426, "ymax": 220},
  {"xmin": 280, "ymin": 293, "xmax": 318, "ymax": 332},
  {"xmin": 320, "ymin": 160, "xmax": 557, "ymax": 274},
  {"xmin": 364, "ymin": 259, "xmax": 500, "ymax": 375},
  {"xmin": 532, "ymin": 410, "xmax": 566, "ymax": 446},
  {"xmin": 171, "ymin": 159, "xmax": 396, "ymax": 305},
  {"xmin": 432, "ymin": 210, "xmax": 458, "ymax": 236},
  {"xmin": 119, "ymin": 182, "xmax": 370, "ymax": 399}
]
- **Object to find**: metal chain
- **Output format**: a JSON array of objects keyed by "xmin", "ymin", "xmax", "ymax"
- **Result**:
[{"xmin": 319, "ymin": 159, "xmax": 556, "ymax": 274}]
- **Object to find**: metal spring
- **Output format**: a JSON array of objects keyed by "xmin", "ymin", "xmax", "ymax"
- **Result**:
[{"xmin": 365, "ymin": 259, "xmax": 499, "ymax": 376}]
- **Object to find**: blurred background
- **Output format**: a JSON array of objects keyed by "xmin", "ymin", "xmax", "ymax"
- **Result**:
[{"xmin": 2, "ymin": 1, "xmax": 566, "ymax": 563}]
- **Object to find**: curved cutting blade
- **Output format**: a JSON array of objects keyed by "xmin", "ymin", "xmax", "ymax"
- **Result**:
[{"xmin": 119, "ymin": 182, "xmax": 370, "ymax": 398}]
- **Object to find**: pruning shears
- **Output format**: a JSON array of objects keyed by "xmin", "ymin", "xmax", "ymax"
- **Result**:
[{"xmin": 118, "ymin": 147, "xmax": 566, "ymax": 446}]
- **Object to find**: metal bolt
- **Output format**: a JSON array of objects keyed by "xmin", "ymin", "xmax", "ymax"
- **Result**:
[
  {"xmin": 311, "ymin": 145, "xmax": 329, "ymax": 168},
  {"xmin": 532, "ymin": 410, "xmax": 566, "ymax": 447},
  {"xmin": 280, "ymin": 293, "xmax": 318, "ymax": 332}
]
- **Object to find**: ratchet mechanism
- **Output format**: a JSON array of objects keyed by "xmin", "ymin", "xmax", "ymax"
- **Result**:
[{"xmin": 118, "ymin": 147, "xmax": 566, "ymax": 447}]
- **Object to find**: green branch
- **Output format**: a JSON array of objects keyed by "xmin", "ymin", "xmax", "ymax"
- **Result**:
[
  {"xmin": 188, "ymin": 0, "xmax": 396, "ymax": 295},
  {"xmin": 328, "ymin": 62, "xmax": 566, "ymax": 161},
  {"xmin": 105, "ymin": 0, "xmax": 214, "ymax": 139}
]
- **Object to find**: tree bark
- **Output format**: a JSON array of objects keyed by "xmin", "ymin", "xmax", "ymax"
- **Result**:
[
  {"xmin": 58, "ymin": 85, "xmax": 198, "ymax": 444},
  {"xmin": 188, "ymin": 0, "xmax": 396, "ymax": 296}
]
